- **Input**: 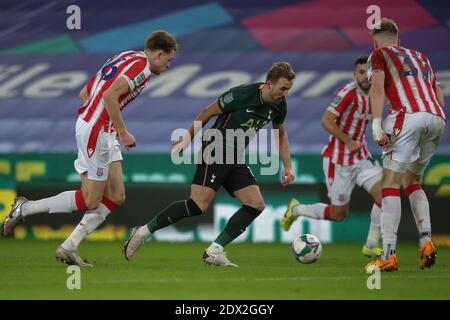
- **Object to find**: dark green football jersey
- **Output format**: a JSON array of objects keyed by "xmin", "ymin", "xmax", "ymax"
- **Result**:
[
  {"xmin": 203, "ymin": 83, "xmax": 287, "ymax": 162},
  {"xmin": 214, "ymin": 82, "xmax": 287, "ymax": 131}
]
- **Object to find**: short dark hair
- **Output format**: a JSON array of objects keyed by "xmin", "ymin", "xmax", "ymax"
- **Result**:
[
  {"xmin": 266, "ymin": 62, "xmax": 295, "ymax": 83},
  {"xmin": 371, "ymin": 18, "xmax": 398, "ymax": 37},
  {"xmin": 354, "ymin": 55, "xmax": 369, "ymax": 68},
  {"xmin": 145, "ymin": 30, "xmax": 179, "ymax": 53}
]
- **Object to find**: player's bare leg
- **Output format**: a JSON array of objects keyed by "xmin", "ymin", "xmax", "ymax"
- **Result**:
[
  {"xmin": 282, "ymin": 198, "xmax": 344, "ymax": 231},
  {"xmin": 362, "ymin": 181, "xmax": 382, "ymax": 258},
  {"xmin": 55, "ymin": 172, "xmax": 107, "ymax": 267},
  {"xmin": 1, "ymin": 184, "xmax": 92, "ymax": 237},
  {"xmin": 204, "ymin": 185, "xmax": 264, "ymax": 267},
  {"xmin": 124, "ymin": 184, "xmax": 209, "ymax": 261},
  {"xmin": 402, "ymin": 170, "xmax": 436, "ymax": 269},
  {"xmin": 366, "ymin": 167, "xmax": 402, "ymax": 272},
  {"xmin": 57, "ymin": 161, "xmax": 124, "ymax": 266}
]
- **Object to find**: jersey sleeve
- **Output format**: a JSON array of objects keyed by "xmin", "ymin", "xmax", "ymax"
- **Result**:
[
  {"xmin": 326, "ymin": 86, "xmax": 354, "ymax": 116},
  {"xmin": 272, "ymin": 100, "xmax": 287, "ymax": 125},
  {"xmin": 367, "ymin": 48, "xmax": 386, "ymax": 81},
  {"xmin": 121, "ymin": 58, "xmax": 150, "ymax": 91},
  {"xmin": 217, "ymin": 87, "xmax": 244, "ymax": 113}
]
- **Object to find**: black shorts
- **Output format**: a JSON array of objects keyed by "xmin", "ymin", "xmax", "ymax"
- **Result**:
[{"xmin": 192, "ymin": 163, "xmax": 257, "ymax": 196}]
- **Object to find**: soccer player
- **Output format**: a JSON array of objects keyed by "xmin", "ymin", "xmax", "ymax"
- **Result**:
[
  {"xmin": 365, "ymin": 18, "xmax": 446, "ymax": 272},
  {"xmin": 281, "ymin": 55, "xmax": 383, "ymax": 258},
  {"xmin": 1, "ymin": 30, "xmax": 178, "ymax": 266},
  {"xmin": 124, "ymin": 62, "xmax": 296, "ymax": 266}
]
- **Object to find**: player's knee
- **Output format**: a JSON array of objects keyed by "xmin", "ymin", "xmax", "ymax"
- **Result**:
[
  {"xmin": 187, "ymin": 198, "xmax": 203, "ymax": 216},
  {"xmin": 85, "ymin": 198, "xmax": 102, "ymax": 211},
  {"xmin": 330, "ymin": 207, "xmax": 348, "ymax": 222},
  {"xmin": 247, "ymin": 200, "xmax": 265, "ymax": 212},
  {"xmin": 189, "ymin": 196, "xmax": 210, "ymax": 212},
  {"xmin": 332, "ymin": 214, "xmax": 347, "ymax": 222},
  {"xmin": 110, "ymin": 192, "xmax": 126, "ymax": 206}
]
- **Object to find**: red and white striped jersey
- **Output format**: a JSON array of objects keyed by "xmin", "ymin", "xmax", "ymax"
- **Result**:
[
  {"xmin": 78, "ymin": 50, "xmax": 152, "ymax": 130},
  {"xmin": 367, "ymin": 46, "xmax": 445, "ymax": 119},
  {"xmin": 322, "ymin": 81, "xmax": 372, "ymax": 166}
]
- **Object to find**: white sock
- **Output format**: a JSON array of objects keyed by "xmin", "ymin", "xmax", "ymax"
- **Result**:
[
  {"xmin": 61, "ymin": 202, "xmax": 111, "ymax": 251},
  {"xmin": 22, "ymin": 190, "xmax": 78, "ymax": 217},
  {"xmin": 207, "ymin": 242, "xmax": 223, "ymax": 252},
  {"xmin": 381, "ymin": 189, "xmax": 401, "ymax": 260},
  {"xmin": 293, "ymin": 203, "xmax": 328, "ymax": 220},
  {"xmin": 365, "ymin": 203, "xmax": 381, "ymax": 248},
  {"xmin": 406, "ymin": 185, "xmax": 431, "ymax": 246},
  {"xmin": 137, "ymin": 225, "xmax": 152, "ymax": 239}
]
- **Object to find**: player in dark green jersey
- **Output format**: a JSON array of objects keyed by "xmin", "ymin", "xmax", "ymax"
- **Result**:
[{"xmin": 124, "ymin": 62, "xmax": 296, "ymax": 266}]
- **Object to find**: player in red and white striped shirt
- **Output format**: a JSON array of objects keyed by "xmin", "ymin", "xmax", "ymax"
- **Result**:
[
  {"xmin": 282, "ymin": 56, "xmax": 383, "ymax": 258},
  {"xmin": 2, "ymin": 30, "xmax": 178, "ymax": 266},
  {"xmin": 366, "ymin": 18, "xmax": 446, "ymax": 272}
]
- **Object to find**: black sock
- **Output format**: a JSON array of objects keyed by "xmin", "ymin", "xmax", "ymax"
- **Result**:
[
  {"xmin": 146, "ymin": 199, "xmax": 202, "ymax": 233},
  {"xmin": 214, "ymin": 205, "xmax": 262, "ymax": 247}
]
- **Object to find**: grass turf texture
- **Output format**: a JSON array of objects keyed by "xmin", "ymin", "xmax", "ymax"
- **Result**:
[{"xmin": 0, "ymin": 240, "xmax": 449, "ymax": 299}]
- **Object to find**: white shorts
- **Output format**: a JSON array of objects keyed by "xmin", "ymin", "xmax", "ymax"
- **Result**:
[
  {"xmin": 323, "ymin": 156, "xmax": 382, "ymax": 206},
  {"xmin": 382, "ymin": 112, "xmax": 446, "ymax": 174},
  {"xmin": 74, "ymin": 117, "xmax": 122, "ymax": 181}
]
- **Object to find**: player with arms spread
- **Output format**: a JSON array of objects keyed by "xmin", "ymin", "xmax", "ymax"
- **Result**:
[{"xmin": 1, "ymin": 30, "xmax": 178, "ymax": 267}]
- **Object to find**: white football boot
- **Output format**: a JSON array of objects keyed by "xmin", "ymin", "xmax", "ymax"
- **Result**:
[
  {"xmin": 55, "ymin": 245, "xmax": 93, "ymax": 267},
  {"xmin": 1, "ymin": 197, "xmax": 28, "ymax": 237},
  {"xmin": 202, "ymin": 245, "xmax": 238, "ymax": 267}
]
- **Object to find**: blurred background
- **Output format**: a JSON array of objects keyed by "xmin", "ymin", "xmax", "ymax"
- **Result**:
[{"xmin": 0, "ymin": 0, "xmax": 449, "ymax": 245}]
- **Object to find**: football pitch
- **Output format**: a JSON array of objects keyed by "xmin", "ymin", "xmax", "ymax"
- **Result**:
[{"xmin": 0, "ymin": 240, "xmax": 449, "ymax": 300}]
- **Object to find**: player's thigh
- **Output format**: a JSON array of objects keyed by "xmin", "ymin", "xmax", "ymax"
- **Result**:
[
  {"xmin": 82, "ymin": 179, "xmax": 108, "ymax": 209},
  {"xmin": 323, "ymin": 157, "xmax": 355, "ymax": 206},
  {"xmin": 402, "ymin": 170, "xmax": 422, "ymax": 187},
  {"xmin": 233, "ymin": 185, "xmax": 265, "ymax": 211},
  {"xmin": 381, "ymin": 167, "xmax": 403, "ymax": 189},
  {"xmin": 103, "ymin": 160, "xmax": 125, "ymax": 204},
  {"xmin": 382, "ymin": 113, "xmax": 422, "ymax": 167},
  {"xmin": 190, "ymin": 184, "xmax": 216, "ymax": 212},
  {"xmin": 407, "ymin": 115, "xmax": 445, "ymax": 176},
  {"xmin": 330, "ymin": 203, "xmax": 350, "ymax": 221},
  {"xmin": 356, "ymin": 157, "xmax": 382, "ymax": 203}
]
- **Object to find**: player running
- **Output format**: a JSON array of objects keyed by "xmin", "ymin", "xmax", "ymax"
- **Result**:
[
  {"xmin": 365, "ymin": 18, "xmax": 446, "ymax": 272},
  {"xmin": 124, "ymin": 62, "xmax": 296, "ymax": 266},
  {"xmin": 281, "ymin": 55, "xmax": 383, "ymax": 258},
  {"xmin": 1, "ymin": 30, "xmax": 178, "ymax": 267}
]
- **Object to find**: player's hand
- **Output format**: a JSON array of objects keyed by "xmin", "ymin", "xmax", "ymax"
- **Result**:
[
  {"xmin": 118, "ymin": 130, "xmax": 136, "ymax": 151},
  {"xmin": 281, "ymin": 168, "xmax": 295, "ymax": 187},
  {"xmin": 377, "ymin": 133, "xmax": 390, "ymax": 147},
  {"xmin": 372, "ymin": 118, "xmax": 386, "ymax": 145},
  {"xmin": 345, "ymin": 140, "xmax": 361, "ymax": 153}
]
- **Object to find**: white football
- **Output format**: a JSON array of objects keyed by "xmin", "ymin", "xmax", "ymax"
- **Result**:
[{"xmin": 292, "ymin": 234, "xmax": 322, "ymax": 264}]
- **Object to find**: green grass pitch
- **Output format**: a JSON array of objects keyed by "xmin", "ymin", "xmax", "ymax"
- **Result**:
[{"xmin": 0, "ymin": 239, "xmax": 449, "ymax": 299}]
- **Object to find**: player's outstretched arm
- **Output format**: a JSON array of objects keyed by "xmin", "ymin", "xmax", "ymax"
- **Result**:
[
  {"xmin": 273, "ymin": 122, "xmax": 294, "ymax": 187},
  {"xmin": 103, "ymin": 77, "xmax": 136, "ymax": 150},
  {"xmin": 321, "ymin": 110, "xmax": 361, "ymax": 152}
]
